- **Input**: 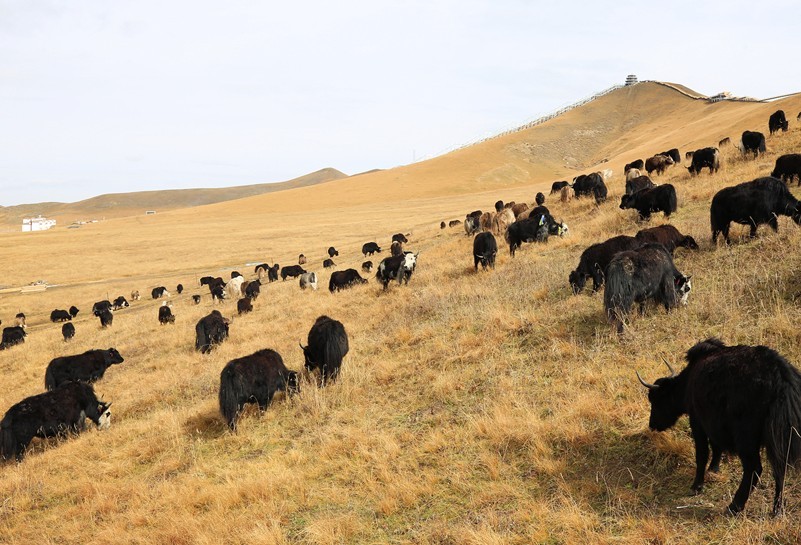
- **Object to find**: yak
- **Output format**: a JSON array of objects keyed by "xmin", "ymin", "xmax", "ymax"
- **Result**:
[
  {"xmin": 50, "ymin": 309, "xmax": 72, "ymax": 322},
  {"xmin": 619, "ymin": 184, "xmax": 677, "ymax": 220},
  {"xmin": 473, "ymin": 232, "xmax": 498, "ymax": 271},
  {"xmin": 0, "ymin": 327, "xmax": 26, "ymax": 350},
  {"xmin": 92, "ymin": 300, "xmax": 112, "ymax": 316},
  {"xmin": 645, "ymin": 154, "xmax": 674, "ymax": 175},
  {"xmin": 158, "ymin": 303, "xmax": 175, "ymax": 324},
  {"xmin": 151, "ymin": 286, "xmax": 169, "ymax": 299},
  {"xmin": 112, "ymin": 296, "xmax": 129, "ymax": 310},
  {"xmin": 635, "ymin": 225, "xmax": 699, "ymax": 254},
  {"xmin": 329, "ymin": 269, "xmax": 368, "ymax": 292},
  {"xmin": 280, "ymin": 265, "xmax": 306, "ymax": 281},
  {"xmin": 550, "ymin": 180, "xmax": 570, "ymax": 194},
  {"xmin": 195, "ymin": 310, "xmax": 230, "ymax": 354},
  {"xmin": 68, "ymin": 305, "xmax": 80, "ymax": 318},
  {"xmin": 569, "ymin": 235, "xmax": 641, "ymax": 294},
  {"xmin": 771, "ymin": 154, "xmax": 801, "ymax": 186},
  {"xmin": 361, "ymin": 261, "xmax": 373, "ymax": 273},
  {"xmin": 687, "ymin": 147, "xmax": 720, "ymax": 175},
  {"xmin": 769, "ymin": 109, "xmax": 789, "ymax": 134},
  {"xmin": 624, "ymin": 159, "xmax": 644, "ymax": 173},
  {"xmin": 392, "ymin": 233, "xmax": 409, "ymax": 244},
  {"xmin": 97, "ymin": 310, "xmax": 113, "ymax": 328},
  {"xmin": 45, "ymin": 348, "xmax": 124, "ymax": 390},
  {"xmin": 0, "ymin": 382, "xmax": 111, "ymax": 461},
  {"xmin": 603, "ymin": 244, "xmax": 692, "ymax": 333},
  {"xmin": 301, "ymin": 316, "xmax": 349, "ymax": 386},
  {"xmin": 236, "ymin": 297, "xmax": 253, "ymax": 315},
  {"xmin": 506, "ymin": 214, "xmax": 568, "ymax": 256},
  {"xmin": 327, "ymin": 246, "xmax": 339, "ymax": 258},
  {"xmin": 361, "ymin": 242, "xmax": 382, "ymax": 256},
  {"xmin": 741, "ymin": 130, "xmax": 766, "ymax": 157},
  {"xmin": 299, "ymin": 272, "xmax": 318, "ymax": 290},
  {"xmin": 62, "ymin": 322, "xmax": 75, "ymax": 342},
  {"xmin": 711, "ymin": 177, "xmax": 801, "ymax": 244},
  {"xmin": 219, "ymin": 348, "xmax": 299, "ymax": 431},
  {"xmin": 376, "ymin": 252, "xmax": 418, "ymax": 290},
  {"xmin": 323, "ymin": 258, "xmax": 336, "ymax": 268},
  {"xmin": 637, "ymin": 338, "xmax": 801, "ymax": 516},
  {"xmin": 625, "ymin": 175, "xmax": 655, "ymax": 196}
]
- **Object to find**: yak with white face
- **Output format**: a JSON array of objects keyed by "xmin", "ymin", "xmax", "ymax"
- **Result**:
[{"xmin": 376, "ymin": 252, "xmax": 418, "ymax": 290}]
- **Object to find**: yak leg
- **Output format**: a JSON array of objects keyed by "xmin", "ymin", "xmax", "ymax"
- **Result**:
[
  {"xmin": 709, "ymin": 444, "xmax": 722, "ymax": 473},
  {"xmin": 728, "ymin": 439, "xmax": 763, "ymax": 515},
  {"xmin": 690, "ymin": 420, "xmax": 710, "ymax": 493},
  {"xmin": 768, "ymin": 214, "xmax": 779, "ymax": 232}
]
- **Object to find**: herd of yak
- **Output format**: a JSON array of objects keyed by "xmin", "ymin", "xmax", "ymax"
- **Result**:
[{"xmin": 3, "ymin": 108, "xmax": 801, "ymax": 517}]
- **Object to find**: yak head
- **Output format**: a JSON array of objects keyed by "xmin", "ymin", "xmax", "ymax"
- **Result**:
[
  {"xmin": 402, "ymin": 252, "xmax": 418, "ymax": 272},
  {"xmin": 104, "ymin": 348, "xmax": 125, "ymax": 366},
  {"xmin": 568, "ymin": 270, "xmax": 586, "ymax": 294},
  {"xmin": 300, "ymin": 343, "xmax": 316, "ymax": 372},
  {"xmin": 680, "ymin": 236, "xmax": 700, "ymax": 250},
  {"xmin": 91, "ymin": 400, "xmax": 113, "ymax": 431},
  {"xmin": 636, "ymin": 360, "xmax": 686, "ymax": 432},
  {"xmin": 557, "ymin": 221, "xmax": 569, "ymax": 237},
  {"xmin": 674, "ymin": 274, "xmax": 693, "ymax": 305}
]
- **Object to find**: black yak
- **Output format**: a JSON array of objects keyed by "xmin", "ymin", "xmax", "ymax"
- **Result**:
[
  {"xmin": 711, "ymin": 177, "xmax": 801, "ymax": 244},
  {"xmin": 68, "ymin": 305, "xmax": 80, "ymax": 318},
  {"xmin": 634, "ymin": 225, "xmax": 699, "ymax": 254},
  {"xmin": 237, "ymin": 297, "xmax": 253, "ymax": 315},
  {"xmin": 301, "ymin": 316, "xmax": 349, "ymax": 386},
  {"xmin": 50, "ymin": 309, "xmax": 72, "ymax": 322},
  {"xmin": 603, "ymin": 244, "xmax": 692, "ymax": 333},
  {"xmin": 158, "ymin": 303, "xmax": 175, "ymax": 324},
  {"xmin": 280, "ymin": 265, "xmax": 306, "ymax": 281},
  {"xmin": 329, "ymin": 269, "xmax": 368, "ymax": 292},
  {"xmin": 45, "ymin": 348, "xmax": 124, "ymax": 390},
  {"xmin": 219, "ymin": 348, "xmax": 299, "ymax": 431},
  {"xmin": 741, "ymin": 130, "xmax": 766, "ymax": 157},
  {"xmin": 98, "ymin": 310, "xmax": 113, "ymax": 328},
  {"xmin": 687, "ymin": 147, "xmax": 720, "ymax": 175},
  {"xmin": 637, "ymin": 339, "xmax": 801, "ymax": 515},
  {"xmin": 376, "ymin": 253, "xmax": 418, "ymax": 290},
  {"xmin": 361, "ymin": 242, "xmax": 382, "ymax": 256},
  {"xmin": 771, "ymin": 154, "xmax": 801, "ymax": 186},
  {"xmin": 195, "ymin": 310, "xmax": 230, "ymax": 354},
  {"xmin": 62, "ymin": 322, "xmax": 75, "ymax": 342},
  {"xmin": 0, "ymin": 327, "xmax": 26, "ymax": 350},
  {"xmin": 645, "ymin": 154, "xmax": 674, "ymax": 175},
  {"xmin": 473, "ymin": 232, "xmax": 498, "ymax": 271},
  {"xmin": 505, "ymin": 214, "xmax": 568, "ymax": 256},
  {"xmin": 769, "ymin": 109, "xmax": 789, "ymax": 134},
  {"xmin": 619, "ymin": 184, "xmax": 677, "ymax": 220},
  {"xmin": 569, "ymin": 235, "xmax": 641, "ymax": 294},
  {"xmin": 0, "ymin": 382, "xmax": 111, "ymax": 461}
]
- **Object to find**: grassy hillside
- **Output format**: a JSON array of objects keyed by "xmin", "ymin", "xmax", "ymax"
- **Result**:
[
  {"xmin": 2, "ymin": 84, "xmax": 801, "ymax": 543},
  {"xmin": 0, "ymin": 167, "xmax": 347, "ymax": 229}
]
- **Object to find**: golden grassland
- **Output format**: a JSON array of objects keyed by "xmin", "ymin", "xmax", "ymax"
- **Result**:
[{"xmin": 2, "ymin": 91, "xmax": 801, "ymax": 543}]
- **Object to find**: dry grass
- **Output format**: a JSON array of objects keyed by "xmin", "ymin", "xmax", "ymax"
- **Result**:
[{"xmin": 3, "ymin": 88, "xmax": 801, "ymax": 544}]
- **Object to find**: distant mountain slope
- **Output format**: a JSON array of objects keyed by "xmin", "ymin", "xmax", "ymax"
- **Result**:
[{"xmin": 0, "ymin": 167, "xmax": 346, "ymax": 227}]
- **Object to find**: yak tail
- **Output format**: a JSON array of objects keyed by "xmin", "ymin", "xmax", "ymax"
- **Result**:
[
  {"xmin": 218, "ymin": 367, "xmax": 240, "ymax": 431},
  {"xmin": 603, "ymin": 259, "xmax": 634, "ymax": 329},
  {"xmin": 323, "ymin": 330, "xmax": 347, "ymax": 381},
  {"xmin": 44, "ymin": 365, "xmax": 56, "ymax": 390},
  {"xmin": 765, "ymin": 366, "xmax": 801, "ymax": 497},
  {"xmin": 0, "ymin": 417, "xmax": 16, "ymax": 461}
]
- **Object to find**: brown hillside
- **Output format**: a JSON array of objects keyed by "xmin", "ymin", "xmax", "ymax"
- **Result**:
[{"xmin": 0, "ymin": 167, "xmax": 347, "ymax": 228}]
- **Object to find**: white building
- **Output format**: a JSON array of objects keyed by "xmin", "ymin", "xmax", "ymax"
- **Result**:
[{"xmin": 22, "ymin": 216, "xmax": 56, "ymax": 232}]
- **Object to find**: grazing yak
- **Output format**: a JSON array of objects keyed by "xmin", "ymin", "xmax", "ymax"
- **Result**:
[
  {"xmin": 45, "ymin": 348, "xmax": 124, "ymax": 390},
  {"xmin": 569, "ymin": 235, "xmax": 642, "ymax": 294},
  {"xmin": 299, "ymin": 272, "xmax": 318, "ymax": 290},
  {"xmin": 658, "ymin": 148, "xmax": 681, "ymax": 164},
  {"xmin": 494, "ymin": 200, "xmax": 504, "ymax": 212},
  {"xmin": 14, "ymin": 313, "xmax": 25, "ymax": 327},
  {"xmin": 719, "ymin": 137, "xmax": 731, "ymax": 147},
  {"xmin": 535, "ymin": 193, "xmax": 545, "ymax": 206},
  {"xmin": 625, "ymin": 168, "xmax": 642, "ymax": 183},
  {"xmin": 192, "ymin": 295, "xmax": 201, "ymax": 305},
  {"xmin": 440, "ymin": 221, "xmax": 446, "ymax": 229},
  {"xmin": 151, "ymin": 286, "xmax": 169, "ymax": 299},
  {"xmin": 376, "ymin": 252, "xmax": 418, "ymax": 290},
  {"xmin": 329, "ymin": 269, "xmax": 368, "ymax": 292},
  {"xmin": 98, "ymin": 310, "xmax": 113, "ymax": 328},
  {"xmin": 619, "ymin": 184, "xmax": 677, "ymax": 220},
  {"xmin": 392, "ymin": 233, "xmax": 409, "ymax": 244},
  {"xmin": 301, "ymin": 316, "xmax": 349, "ymax": 386},
  {"xmin": 280, "ymin": 265, "xmax": 306, "ymax": 281},
  {"xmin": 112, "ymin": 296, "xmax": 129, "ymax": 310},
  {"xmin": 236, "ymin": 297, "xmax": 253, "ymax": 315},
  {"xmin": 244, "ymin": 280, "xmax": 260, "ymax": 299},
  {"xmin": 448, "ymin": 220, "xmax": 461, "ymax": 227},
  {"xmin": 769, "ymin": 109, "xmax": 789, "ymax": 134},
  {"xmin": 361, "ymin": 261, "xmax": 373, "ymax": 273},
  {"xmin": 0, "ymin": 327, "xmax": 26, "ymax": 350},
  {"xmin": 771, "ymin": 154, "xmax": 801, "ymax": 185},
  {"xmin": 625, "ymin": 175, "xmax": 655, "ymax": 196},
  {"xmin": 464, "ymin": 210, "xmax": 482, "ymax": 236},
  {"xmin": 390, "ymin": 241, "xmax": 403, "ymax": 256},
  {"xmin": 298, "ymin": 254, "xmax": 307, "ymax": 265},
  {"xmin": 50, "ymin": 309, "xmax": 72, "ymax": 322},
  {"xmin": 68, "ymin": 305, "xmax": 80, "ymax": 318},
  {"xmin": 473, "ymin": 232, "xmax": 498, "ymax": 271},
  {"xmin": 0, "ymin": 382, "xmax": 111, "ymax": 462},
  {"xmin": 560, "ymin": 186, "xmax": 572, "ymax": 203},
  {"xmin": 226, "ymin": 276, "xmax": 245, "ymax": 299},
  {"xmin": 61, "ymin": 322, "xmax": 75, "ymax": 341},
  {"xmin": 195, "ymin": 310, "xmax": 230, "ymax": 354},
  {"xmin": 711, "ymin": 177, "xmax": 801, "ymax": 244},
  {"xmin": 506, "ymin": 214, "xmax": 568, "ymax": 256},
  {"xmin": 130, "ymin": 290, "xmax": 140, "ymax": 301},
  {"xmin": 176, "ymin": 283, "xmax": 183, "ymax": 294},
  {"xmin": 327, "ymin": 246, "xmax": 339, "ymax": 258},
  {"xmin": 550, "ymin": 180, "xmax": 570, "ymax": 194},
  {"xmin": 158, "ymin": 302, "xmax": 175, "ymax": 324},
  {"xmin": 491, "ymin": 208, "xmax": 516, "ymax": 235},
  {"xmin": 362, "ymin": 242, "xmax": 382, "ymax": 256},
  {"xmin": 92, "ymin": 300, "xmax": 112, "ymax": 316},
  {"xmin": 603, "ymin": 244, "xmax": 692, "ymax": 333},
  {"xmin": 624, "ymin": 159, "xmax": 644, "ymax": 173},
  {"xmin": 573, "ymin": 173, "xmax": 607, "ymax": 203},
  {"xmin": 322, "ymin": 258, "xmax": 336, "ymax": 268},
  {"xmin": 219, "ymin": 348, "xmax": 299, "ymax": 431},
  {"xmin": 635, "ymin": 225, "xmax": 698, "ymax": 254},
  {"xmin": 527, "ymin": 205, "xmax": 550, "ymax": 218},
  {"xmin": 210, "ymin": 283, "xmax": 226, "ymax": 303},
  {"xmin": 637, "ymin": 338, "xmax": 801, "ymax": 516},
  {"xmin": 645, "ymin": 154, "xmax": 674, "ymax": 175},
  {"xmin": 741, "ymin": 130, "xmax": 766, "ymax": 157},
  {"xmin": 511, "ymin": 202, "xmax": 529, "ymax": 217},
  {"xmin": 687, "ymin": 147, "xmax": 720, "ymax": 175}
]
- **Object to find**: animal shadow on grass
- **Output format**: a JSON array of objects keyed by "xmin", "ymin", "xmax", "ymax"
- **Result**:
[
  {"xmin": 556, "ymin": 428, "xmax": 718, "ymax": 521},
  {"xmin": 183, "ymin": 408, "xmax": 229, "ymax": 439}
]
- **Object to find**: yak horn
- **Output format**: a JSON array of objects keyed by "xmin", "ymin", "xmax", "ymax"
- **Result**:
[
  {"xmin": 636, "ymin": 371, "xmax": 658, "ymax": 389},
  {"xmin": 662, "ymin": 357, "xmax": 677, "ymax": 377}
]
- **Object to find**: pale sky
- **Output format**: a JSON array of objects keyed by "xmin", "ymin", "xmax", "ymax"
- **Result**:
[{"xmin": 1, "ymin": 0, "xmax": 799, "ymax": 205}]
